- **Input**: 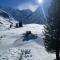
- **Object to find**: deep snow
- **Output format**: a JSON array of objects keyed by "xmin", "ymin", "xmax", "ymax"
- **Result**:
[{"xmin": 0, "ymin": 24, "xmax": 55, "ymax": 60}]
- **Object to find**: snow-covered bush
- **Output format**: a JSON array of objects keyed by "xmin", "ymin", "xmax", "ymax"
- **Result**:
[{"xmin": 19, "ymin": 49, "xmax": 32, "ymax": 60}]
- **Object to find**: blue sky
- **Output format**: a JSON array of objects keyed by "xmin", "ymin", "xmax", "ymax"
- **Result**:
[{"xmin": 0, "ymin": 0, "xmax": 51, "ymax": 11}]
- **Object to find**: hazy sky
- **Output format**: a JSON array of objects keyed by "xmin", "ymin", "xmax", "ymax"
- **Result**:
[{"xmin": 0, "ymin": 0, "xmax": 51, "ymax": 12}]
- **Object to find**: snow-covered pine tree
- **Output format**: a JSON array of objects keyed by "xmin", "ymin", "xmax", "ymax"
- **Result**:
[{"xmin": 44, "ymin": 0, "xmax": 60, "ymax": 60}]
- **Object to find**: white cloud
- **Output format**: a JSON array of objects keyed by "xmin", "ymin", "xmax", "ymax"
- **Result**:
[{"xmin": 17, "ymin": 3, "xmax": 39, "ymax": 12}]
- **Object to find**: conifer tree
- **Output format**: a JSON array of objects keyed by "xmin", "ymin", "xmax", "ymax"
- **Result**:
[
  {"xmin": 44, "ymin": 0, "xmax": 60, "ymax": 60},
  {"xmin": 19, "ymin": 21, "xmax": 22, "ymax": 27}
]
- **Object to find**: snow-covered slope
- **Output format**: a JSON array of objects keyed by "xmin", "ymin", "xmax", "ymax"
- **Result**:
[
  {"xmin": 0, "ymin": 16, "xmax": 10, "ymax": 30},
  {"xmin": 0, "ymin": 24, "xmax": 55, "ymax": 60},
  {"xmin": 0, "ymin": 10, "xmax": 18, "ymax": 31}
]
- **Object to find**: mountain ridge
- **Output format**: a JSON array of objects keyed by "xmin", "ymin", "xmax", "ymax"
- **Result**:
[{"xmin": 0, "ymin": 6, "xmax": 46, "ymax": 24}]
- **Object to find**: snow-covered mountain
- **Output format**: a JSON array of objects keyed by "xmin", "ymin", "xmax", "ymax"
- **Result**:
[
  {"xmin": 26, "ymin": 6, "xmax": 46, "ymax": 24},
  {"xmin": 0, "ymin": 9, "xmax": 18, "ymax": 30},
  {"xmin": 0, "ymin": 7, "xmax": 46, "ymax": 24},
  {"xmin": 0, "ymin": 7, "xmax": 32, "ymax": 23},
  {"xmin": 0, "ymin": 24, "xmax": 55, "ymax": 60}
]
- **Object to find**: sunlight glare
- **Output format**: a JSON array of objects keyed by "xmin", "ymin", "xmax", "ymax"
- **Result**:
[{"xmin": 38, "ymin": 0, "xmax": 43, "ymax": 4}]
